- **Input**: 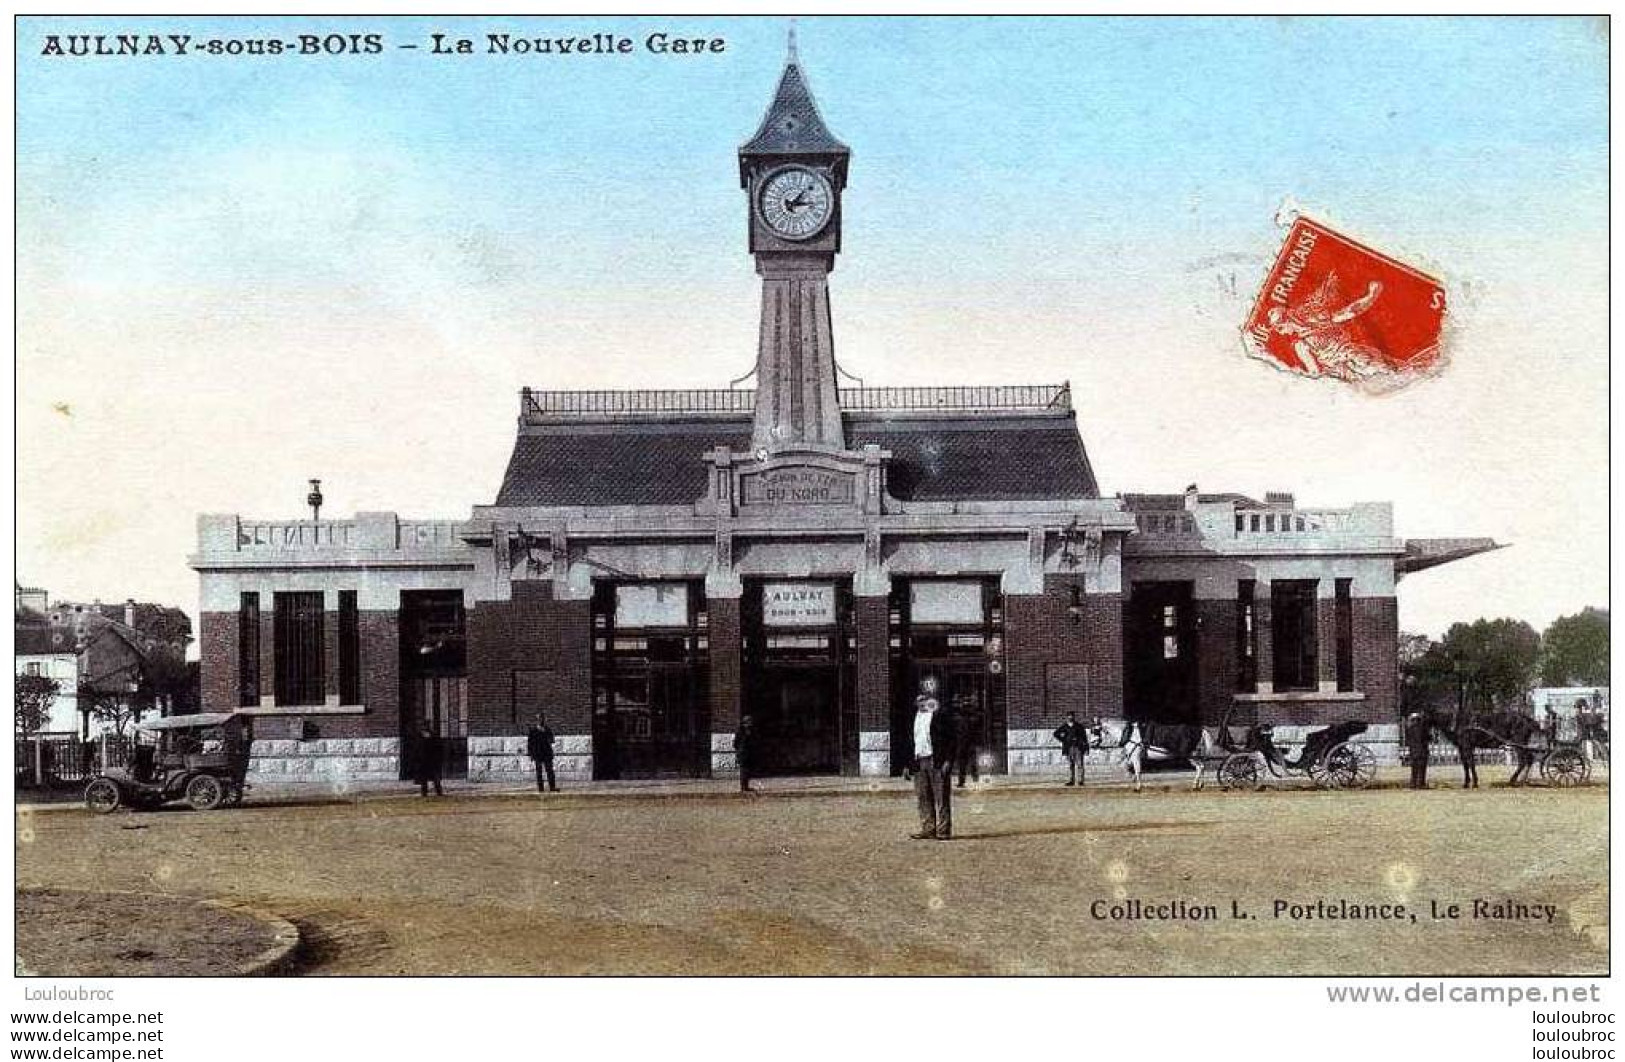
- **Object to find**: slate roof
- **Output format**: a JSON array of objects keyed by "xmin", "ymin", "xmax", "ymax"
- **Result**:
[
  {"xmin": 16, "ymin": 626, "xmax": 75, "ymax": 656},
  {"xmin": 494, "ymin": 414, "xmax": 1099, "ymax": 507},
  {"xmin": 740, "ymin": 59, "xmax": 849, "ymax": 158}
]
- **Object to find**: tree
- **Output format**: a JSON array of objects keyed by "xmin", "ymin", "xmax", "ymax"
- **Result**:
[
  {"xmin": 15, "ymin": 673, "xmax": 59, "ymax": 735},
  {"xmin": 80, "ymin": 673, "xmax": 146, "ymax": 735},
  {"xmin": 1399, "ymin": 633, "xmax": 1457, "ymax": 716},
  {"xmin": 1539, "ymin": 607, "xmax": 1609, "ymax": 687},
  {"xmin": 1440, "ymin": 618, "xmax": 1542, "ymax": 712}
]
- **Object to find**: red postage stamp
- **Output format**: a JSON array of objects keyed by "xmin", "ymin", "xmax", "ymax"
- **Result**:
[{"xmin": 1243, "ymin": 216, "xmax": 1446, "ymax": 392}]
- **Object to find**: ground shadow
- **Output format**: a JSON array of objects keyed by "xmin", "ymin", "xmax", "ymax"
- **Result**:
[{"xmin": 952, "ymin": 820, "xmax": 1218, "ymax": 842}]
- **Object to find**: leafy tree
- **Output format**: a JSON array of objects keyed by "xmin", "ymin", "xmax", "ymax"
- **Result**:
[
  {"xmin": 1440, "ymin": 617, "xmax": 1542, "ymax": 712},
  {"xmin": 1539, "ymin": 607, "xmax": 1609, "ymax": 687},
  {"xmin": 80, "ymin": 679, "xmax": 146, "ymax": 736},
  {"xmin": 1399, "ymin": 633, "xmax": 1458, "ymax": 715},
  {"xmin": 15, "ymin": 673, "xmax": 59, "ymax": 735}
]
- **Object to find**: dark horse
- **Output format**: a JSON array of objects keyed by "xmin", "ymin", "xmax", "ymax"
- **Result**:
[{"xmin": 1424, "ymin": 707, "xmax": 1541, "ymax": 787}]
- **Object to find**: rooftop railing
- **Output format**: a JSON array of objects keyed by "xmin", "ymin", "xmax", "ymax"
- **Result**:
[{"xmin": 520, "ymin": 383, "xmax": 1071, "ymax": 419}]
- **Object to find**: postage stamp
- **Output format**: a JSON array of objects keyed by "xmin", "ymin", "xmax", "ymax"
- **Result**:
[
  {"xmin": 9, "ymin": 14, "xmax": 1610, "ymax": 1047},
  {"xmin": 1243, "ymin": 215, "xmax": 1447, "ymax": 393}
]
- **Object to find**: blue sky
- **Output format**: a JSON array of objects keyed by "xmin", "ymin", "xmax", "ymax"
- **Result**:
[{"xmin": 15, "ymin": 16, "xmax": 1609, "ymax": 636}]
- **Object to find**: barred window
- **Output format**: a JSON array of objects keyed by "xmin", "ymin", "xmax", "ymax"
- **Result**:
[
  {"xmin": 1236, "ymin": 580, "xmax": 1256, "ymax": 691},
  {"xmin": 339, "ymin": 590, "xmax": 360, "ymax": 705},
  {"xmin": 1270, "ymin": 580, "xmax": 1319, "ymax": 692},
  {"xmin": 1335, "ymin": 578, "xmax": 1354, "ymax": 693},
  {"xmin": 273, "ymin": 591, "xmax": 325, "ymax": 706},
  {"xmin": 239, "ymin": 592, "xmax": 260, "ymax": 706}
]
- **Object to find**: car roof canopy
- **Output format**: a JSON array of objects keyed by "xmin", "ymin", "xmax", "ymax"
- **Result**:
[{"xmin": 136, "ymin": 712, "xmax": 240, "ymax": 731}]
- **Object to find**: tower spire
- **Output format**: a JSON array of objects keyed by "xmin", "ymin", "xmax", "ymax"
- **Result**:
[{"xmin": 787, "ymin": 19, "xmax": 798, "ymax": 64}]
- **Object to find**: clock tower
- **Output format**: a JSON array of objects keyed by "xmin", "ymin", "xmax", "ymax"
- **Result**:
[{"xmin": 739, "ymin": 31, "xmax": 851, "ymax": 453}]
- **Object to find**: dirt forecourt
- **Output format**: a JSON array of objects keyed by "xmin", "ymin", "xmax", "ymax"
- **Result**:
[{"xmin": 14, "ymin": 769, "xmax": 1606, "ymax": 976}]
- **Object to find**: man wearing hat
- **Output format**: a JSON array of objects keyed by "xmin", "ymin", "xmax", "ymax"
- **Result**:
[{"xmin": 910, "ymin": 675, "xmax": 957, "ymax": 841}]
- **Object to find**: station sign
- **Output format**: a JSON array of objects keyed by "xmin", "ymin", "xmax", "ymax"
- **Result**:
[
  {"xmin": 739, "ymin": 466, "xmax": 855, "ymax": 506},
  {"xmin": 762, "ymin": 582, "xmax": 836, "ymax": 626}
]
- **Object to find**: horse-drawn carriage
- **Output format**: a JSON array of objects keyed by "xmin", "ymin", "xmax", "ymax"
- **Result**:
[
  {"xmin": 1214, "ymin": 719, "xmax": 1376, "ymax": 791},
  {"xmin": 1090, "ymin": 709, "xmax": 1376, "ymax": 791},
  {"xmin": 1429, "ymin": 707, "xmax": 1594, "ymax": 788}
]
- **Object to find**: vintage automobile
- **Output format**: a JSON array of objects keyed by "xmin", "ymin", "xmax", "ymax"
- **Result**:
[{"xmin": 83, "ymin": 712, "xmax": 252, "ymax": 813}]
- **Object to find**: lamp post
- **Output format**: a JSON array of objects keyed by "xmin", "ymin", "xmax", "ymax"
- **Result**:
[{"xmin": 307, "ymin": 479, "xmax": 324, "ymax": 524}]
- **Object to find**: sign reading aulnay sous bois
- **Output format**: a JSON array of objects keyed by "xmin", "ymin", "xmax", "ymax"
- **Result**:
[
  {"xmin": 762, "ymin": 583, "xmax": 836, "ymax": 626},
  {"xmin": 740, "ymin": 466, "xmax": 855, "ymax": 506}
]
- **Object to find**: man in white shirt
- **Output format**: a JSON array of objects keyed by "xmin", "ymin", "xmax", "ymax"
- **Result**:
[{"xmin": 911, "ymin": 677, "xmax": 954, "ymax": 840}]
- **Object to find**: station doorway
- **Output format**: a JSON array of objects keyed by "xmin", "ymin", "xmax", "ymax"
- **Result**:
[
  {"xmin": 743, "ymin": 580, "xmax": 857, "ymax": 776},
  {"xmin": 1125, "ymin": 580, "xmax": 1199, "ymax": 724},
  {"xmin": 889, "ymin": 578, "xmax": 1006, "ymax": 775},
  {"xmin": 590, "ymin": 581, "xmax": 711, "ymax": 780},
  {"xmin": 400, "ymin": 590, "xmax": 469, "ymax": 780}
]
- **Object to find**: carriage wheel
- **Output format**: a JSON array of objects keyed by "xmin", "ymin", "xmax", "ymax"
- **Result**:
[
  {"xmin": 1542, "ymin": 748, "xmax": 1589, "ymax": 788},
  {"xmin": 1324, "ymin": 742, "xmax": 1377, "ymax": 789},
  {"xmin": 1307, "ymin": 754, "xmax": 1331, "ymax": 788},
  {"xmin": 185, "ymin": 774, "xmax": 226, "ymax": 811},
  {"xmin": 84, "ymin": 778, "xmax": 122, "ymax": 814},
  {"xmin": 1218, "ymin": 753, "xmax": 1262, "ymax": 791}
]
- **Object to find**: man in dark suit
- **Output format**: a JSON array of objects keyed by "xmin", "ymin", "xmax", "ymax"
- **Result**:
[
  {"xmin": 414, "ymin": 723, "xmax": 444, "ymax": 797},
  {"xmin": 735, "ymin": 715, "xmax": 755, "ymax": 794},
  {"xmin": 527, "ymin": 718, "xmax": 557, "ymax": 793},
  {"xmin": 910, "ymin": 681, "xmax": 957, "ymax": 841},
  {"xmin": 1054, "ymin": 712, "xmax": 1090, "ymax": 786},
  {"xmin": 1403, "ymin": 710, "xmax": 1430, "ymax": 789}
]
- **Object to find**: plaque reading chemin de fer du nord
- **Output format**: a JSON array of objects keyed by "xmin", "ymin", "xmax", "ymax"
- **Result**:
[{"xmin": 739, "ymin": 466, "xmax": 855, "ymax": 506}]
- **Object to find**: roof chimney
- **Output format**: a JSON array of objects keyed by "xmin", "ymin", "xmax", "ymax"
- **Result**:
[
  {"xmin": 124, "ymin": 598, "xmax": 136, "ymax": 628},
  {"xmin": 1183, "ymin": 483, "xmax": 1199, "ymax": 509}
]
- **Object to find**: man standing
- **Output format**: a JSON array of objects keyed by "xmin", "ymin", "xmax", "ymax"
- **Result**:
[
  {"xmin": 1403, "ymin": 709, "xmax": 1430, "ymax": 790},
  {"xmin": 735, "ymin": 714, "xmax": 755, "ymax": 794},
  {"xmin": 910, "ymin": 681, "xmax": 955, "ymax": 841},
  {"xmin": 1054, "ymin": 712, "xmax": 1090, "ymax": 786},
  {"xmin": 955, "ymin": 714, "xmax": 980, "ymax": 790},
  {"xmin": 414, "ymin": 722, "xmax": 444, "ymax": 798},
  {"xmin": 527, "ymin": 718, "xmax": 557, "ymax": 793}
]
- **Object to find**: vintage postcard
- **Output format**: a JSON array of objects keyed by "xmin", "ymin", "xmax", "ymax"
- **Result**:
[{"xmin": 10, "ymin": 10, "xmax": 1610, "ymax": 1041}]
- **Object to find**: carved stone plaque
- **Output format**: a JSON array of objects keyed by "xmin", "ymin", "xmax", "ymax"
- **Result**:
[{"xmin": 739, "ymin": 465, "xmax": 856, "ymax": 506}]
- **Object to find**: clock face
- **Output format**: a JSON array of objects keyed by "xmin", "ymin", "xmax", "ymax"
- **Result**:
[{"xmin": 758, "ymin": 167, "xmax": 834, "ymax": 241}]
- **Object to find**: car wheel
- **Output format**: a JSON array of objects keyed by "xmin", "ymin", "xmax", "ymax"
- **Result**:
[
  {"xmin": 84, "ymin": 778, "xmax": 122, "ymax": 814},
  {"xmin": 185, "ymin": 774, "xmax": 226, "ymax": 811}
]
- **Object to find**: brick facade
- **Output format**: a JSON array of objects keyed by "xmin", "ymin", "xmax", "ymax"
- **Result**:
[
  {"xmin": 1003, "ymin": 577, "xmax": 1123, "ymax": 729},
  {"xmin": 708, "ymin": 596, "xmax": 742, "ymax": 734},
  {"xmin": 199, "ymin": 611, "xmax": 239, "ymax": 711},
  {"xmin": 854, "ymin": 595, "xmax": 890, "ymax": 733},
  {"xmin": 1195, "ymin": 598, "xmax": 1239, "ymax": 725},
  {"xmin": 1351, "ymin": 595, "xmax": 1399, "ymax": 719},
  {"xmin": 356, "ymin": 611, "xmax": 400, "ymax": 733},
  {"xmin": 466, "ymin": 582, "xmax": 592, "ymax": 737}
]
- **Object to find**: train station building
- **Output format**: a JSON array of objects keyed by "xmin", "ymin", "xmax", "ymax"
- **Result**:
[{"xmin": 190, "ymin": 47, "xmax": 1493, "ymax": 786}]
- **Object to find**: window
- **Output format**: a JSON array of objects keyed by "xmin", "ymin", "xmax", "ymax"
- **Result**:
[
  {"xmin": 1270, "ymin": 580, "xmax": 1319, "ymax": 692},
  {"xmin": 1161, "ymin": 604, "xmax": 1180, "ymax": 659},
  {"xmin": 24, "ymin": 662, "xmax": 40, "ymax": 677},
  {"xmin": 1335, "ymin": 579, "xmax": 1354, "ymax": 692},
  {"xmin": 1236, "ymin": 580, "xmax": 1256, "ymax": 691},
  {"xmin": 338, "ymin": 590, "xmax": 360, "ymax": 705},
  {"xmin": 239, "ymin": 592, "xmax": 260, "ymax": 706},
  {"xmin": 273, "ymin": 591, "xmax": 326, "ymax": 706}
]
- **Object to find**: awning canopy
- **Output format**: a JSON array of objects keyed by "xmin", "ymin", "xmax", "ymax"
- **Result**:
[{"xmin": 1397, "ymin": 537, "xmax": 1504, "ymax": 575}]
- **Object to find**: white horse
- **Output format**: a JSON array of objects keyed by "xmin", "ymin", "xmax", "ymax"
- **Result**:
[{"xmin": 1090, "ymin": 718, "xmax": 1228, "ymax": 792}]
